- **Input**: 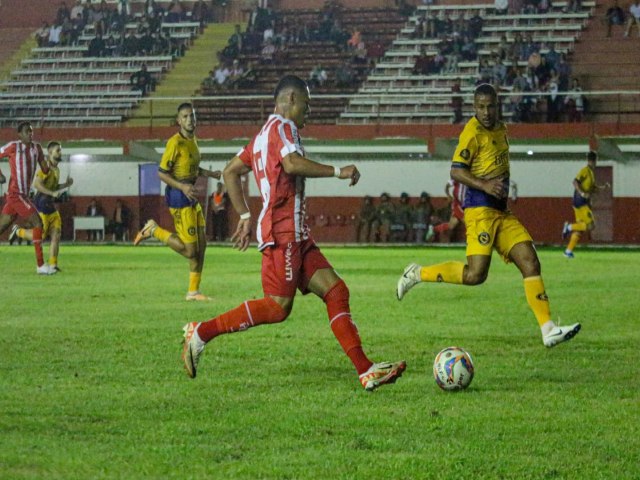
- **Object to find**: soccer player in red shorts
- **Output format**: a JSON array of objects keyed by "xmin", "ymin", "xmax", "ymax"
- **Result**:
[
  {"xmin": 433, "ymin": 179, "xmax": 466, "ymax": 241},
  {"xmin": 0, "ymin": 122, "xmax": 55, "ymax": 275},
  {"xmin": 181, "ymin": 75, "xmax": 406, "ymax": 391}
]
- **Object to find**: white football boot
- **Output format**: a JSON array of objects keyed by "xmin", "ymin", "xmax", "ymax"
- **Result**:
[
  {"xmin": 396, "ymin": 263, "xmax": 421, "ymax": 300},
  {"xmin": 543, "ymin": 323, "xmax": 581, "ymax": 347}
]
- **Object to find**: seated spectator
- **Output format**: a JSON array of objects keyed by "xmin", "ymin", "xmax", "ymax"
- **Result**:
[
  {"xmin": 353, "ymin": 36, "xmax": 367, "ymax": 64},
  {"xmin": 87, "ymin": 33, "xmax": 105, "ymax": 57},
  {"xmin": 165, "ymin": 1, "xmax": 183, "ymax": 23},
  {"xmin": 70, "ymin": 13, "xmax": 85, "ymax": 45},
  {"xmin": 410, "ymin": 192, "xmax": 434, "ymax": 244},
  {"xmin": 86, "ymin": 198, "xmax": 103, "ymax": 241},
  {"xmin": 57, "ymin": 1, "xmax": 71, "ymax": 24},
  {"xmin": 308, "ymin": 64, "xmax": 328, "ymax": 88},
  {"xmin": 390, "ymin": 192, "xmax": 411, "ymax": 242},
  {"xmin": 625, "ymin": 0, "xmax": 640, "ymax": 37},
  {"xmin": 260, "ymin": 38, "xmax": 276, "ymax": 63},
  {"xmin": 122, "ymin": 31, "xmax": 139, "ymax": 56},
  {"xmin": 227, "ymin": 59, "xmax": 244, "ymax": 89},
  {"xmin": 371, "ymin": 192, "xmax": 394, "ymax": 243},
  {"xmin": 235, "ymin": 61, "xmax": 258, "ymax": 89},
  {"xmin": 355, "ymin": 196, "xmax": 376, "ymax": 243},
  {"xmin": 213, "ymin": 63, "xmax": 230, "ymax": 89},
  {"xmin": 35, "ymin": 22, "xmax": 50, "ymax": 47},
  {"xmin": 412, "ymin": 50, "xmax": 431, "ymax": 75},
  {"xmin": 70, "ymin": 0, "xmax": 84, "ymax": 21},
  {"xmin": 111, "ymin": 199, "xmax": 130, "ymax": 241},
  {"xmin": 131, "ymin": 64, "xmax": 152, "ymax": 95},
  {"xmin": 606, "ymin": 0, "xmax": 626, "ymax": 36},
  {"xmin": 564, "ymin": 77, "xmax": 585, "ymax": 122},
  {"xmin": 48, "ymin": 21, "xmax": 63, "ymax": 46},
  {"xmin": 335, "ymin": 61, "xmax": 355, "ymax": 88},
  {"xmin": 347, "ymin": 28, "xmax": 361, "ymax": 50}
]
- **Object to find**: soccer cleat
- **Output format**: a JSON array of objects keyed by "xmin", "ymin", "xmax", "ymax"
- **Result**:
[
  {"xmin": 133, "ymin": 219, "xmax": 157, "ymax": 246},
  {"xmin": 543, "ymin": 323, "xmax": 581, "ymax": 347},
  {"xmin": 563, "ymin": 250, "xmax": 575, "ymax": 259},
  {"xmin": 397, "ymin": 263, "xmax": 421, "ymax": 300},
  {"xmin": 8, "ymin": 225, "xmax": 19, "ymax": 245},
  {"xmin": 52, "ymin": 265, "xmax": 62, "ymax": 272},
  {"xmin": 182, "ymin": 322, "xmax": 205, "ymax": 378},
  {"xmin": 36, "ymin": 264, "xmax": 56, "ymax": 275},
  {"xmin": 359, "ymin": 361, "xmax": 407, "ymax": 391},
  {"xmin": 562, "ymin": 222, "xmax": 571, "ymax": 240},
  {"xmin": 185, "ymin": 292, "xmax": 212, "ymax": 301}
]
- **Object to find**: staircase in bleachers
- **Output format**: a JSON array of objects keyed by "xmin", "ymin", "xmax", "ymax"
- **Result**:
[
  {"xmin": 340, "ymin": 0, "xmax": 595, "ymax": 124},
  {"xmin": 194, "ymin": 7, "xmax": 407, "ymax": 125},
  {"xmin": 0, "ymin": 18, "xmax": 202, "ymax": 127}
]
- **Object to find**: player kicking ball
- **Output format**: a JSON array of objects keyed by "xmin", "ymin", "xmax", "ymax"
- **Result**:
[
  {"xmin": 181, "ymin": 75, "xmax": 406, "ymax": 391},
  {"xmin": 396, "ymin": 84, "xmax": 580, "ymax": 348}
]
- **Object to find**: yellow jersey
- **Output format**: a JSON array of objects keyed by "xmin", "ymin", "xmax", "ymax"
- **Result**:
[
  {"xmin": 34, "ymin": 161, "xmax": 60, "ymax": 214},
  {"xmin": 159, "ymin": 132, "xmax": 201, "ymax": 208},
  {"xmin": 159, "ymin": 132, "xmax": 201, "ymax": 183},
  {"xmin": 573, "ymin": 165, "xmax": 596, "ymax": 207},
  {"xmin": 451, "ymin": 116, "xmax": 510, "ymax": 211}
]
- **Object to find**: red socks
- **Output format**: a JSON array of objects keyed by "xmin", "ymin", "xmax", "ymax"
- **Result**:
[
  {"xmin": 197, "ymin": 297, "xmax": 287, "ymax": 342},
  {"xmin": 32, "ymin": 227, "xmax": 44, "ymax": 267},
  {"xmin": 323, "ymin": 280, "xmax": 373, "ymax": 375}
]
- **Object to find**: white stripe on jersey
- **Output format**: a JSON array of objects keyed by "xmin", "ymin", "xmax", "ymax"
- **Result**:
[
  {"xmin": 17, "ymin": 143, "xmax": 25, "ymax": 195},
  {"xmin": 253, "ymin": 117, "xmax": 277, "ymax": 247}
]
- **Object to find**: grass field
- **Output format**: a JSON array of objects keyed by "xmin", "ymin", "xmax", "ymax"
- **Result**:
[{"xmin": 1, "ymin": 245, "xmax": 638, "ymax": 479}]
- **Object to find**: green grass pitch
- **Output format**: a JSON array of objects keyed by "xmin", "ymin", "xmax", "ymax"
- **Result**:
[{"xmin": 0, "ymin": 245, "xmax": 638, "ymax": 479}]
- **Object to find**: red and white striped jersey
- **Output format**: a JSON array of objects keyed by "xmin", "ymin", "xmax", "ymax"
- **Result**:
[
  {"xmin": 449, "ymin": 179, "xmax": 466, "ymax": 207},
  {"xmin": 238, "ymin": 114, "xmax": 309, "ymax": 250},
  {"xmin": 0, "ymin": 141, "xmax": 47, "ymax": 196}
]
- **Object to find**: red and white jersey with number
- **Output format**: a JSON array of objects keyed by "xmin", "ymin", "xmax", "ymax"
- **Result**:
[
  {"xmin": 0, "ymin": 141, "xmax": 47, "ymax": 196},
  {"xmin": 238, "ymin": 114, "xmax": 309, "ymax": 251},
  {"xmin": 449, "ymin": 179, "xmax": 466, "ymax": 207}
]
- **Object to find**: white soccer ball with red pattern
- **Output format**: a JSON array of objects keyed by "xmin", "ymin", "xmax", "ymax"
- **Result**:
[{"xmin": 433, "ymin": 346, "xmax": 475, "ymax": 391}]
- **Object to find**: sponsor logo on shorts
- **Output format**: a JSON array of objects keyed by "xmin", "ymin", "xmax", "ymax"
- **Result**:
[
  {"xmin": 536, "ymin": 292, "xmax": 549, "ymax": 301},
  {"xmin": 478, "ymin": 232, "xmax": 490, "ymax": 245},
  {"xmin": 188, "ymin": 227, "xmax": 196, "ymax": 236},
  {"xmin": 285, "ymin": 242, "xmax": 293, "ymax": 282}
]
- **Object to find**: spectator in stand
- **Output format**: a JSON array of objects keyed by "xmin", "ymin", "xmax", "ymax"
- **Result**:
[
  {"xmin": 353, "ymin": 35, "xmax": 368, "ymax": 64},
  {"xmin": 70, "ymin": 0, "xmax": 83, "ymax": 21},
  {"xmin": 605, "ymin": 0, "xmax": 626, "ymax": 36},
  {"xmin": 624, "ymin": 0, "xmax": 640, "ymax": 37},
  {"xmin": 214, "ymin": 62, "xmax": 230, "ymax": 89},
  {"xmin": 372, "ymin": 193, "xmax": 394, "ymax": 243},
  {"xmin": 390, "ymin": 193, "xmax": 411, "ymax": 242},
  {"xmin": 336, "ymin": 61, "xmax": 355, "ymax": 88},
  {"xmin": 460, "ymin": 34, "xmax": 477, "ymax": 61},
  {"xmin": 192, "ymin": 0, "xmax": 210, "ymax": 24},
  {"xmin": 70, "ymin": 13, "xmax": 85, "ymax": 45},
  {"xmin": 347, "ymin": 27, "xmax": 361, "ymax": 50},
  {"xmin": 263, "ymin": 20, "xmax": 275, "ymax": 44},
  {"xmin": 235, "ymin": 61, "xmax": 258, "ymax": 89},
  {"xmin": 425, "ymin": 11, "xmax": 439, "ymax": 38},
  {"xmin": 122, "ymin": 31, "xmax": 139, "ymax": 56},
  {"xmin": 367, "ymin": 37, "xmax": 385, "ymax": 62},
  {"xmin": 260, "ymin": 38, "xmax": 276, "ymax": 63},
  {"xmin": 410, "ymin": 192, "xmax": 434, "ymax": 244},
  {"xmin": 451, "ymin": 79, "xmax": 464, "ymax": 124},
  {"xmin": 544, "ymin": 43, "xmax": 560, "ymax": 71},
  {"xmin": 412, "ymin": 49, "xmax": 431, "ymax": 75},
  {"xmin": 87, "ymin": 33, "xmax": 105, "ymax": 57},
  {"xmin": 468, "ymin": 11, "xmax": 483, "ymax": 38},
  {"xmin": 139, "ymin": 29, "xmax": 155, "ymax": 55},
  {"xmin": 166, "ymin": 1, "xmax": 184, "ymax": 23},
  {"xmin": 564, "ymin": 78, "xmax": 585, "ymax": 122},
  {"xmin": 86, "ymin": 197, "xmax": 103, "ymax": 241},
  {"xmin": 227, "ymin": 59, "xmax": 244, "ymax": 89},
  {"xmin": 567, "ymin": 0, "xmax": 582, "ymax": 13},
  {"xmin": 546, "ymin": 69, "xmax": 562, "ymax": 122},
  {"xmin": 48, "ymin": 21, "xmax": 63, "ymax": 46},
  {"xmin": 57, "ymin": 2, "xmax": 71, "ymax": 24},
  {"xmin": 308, "ymin": 64, "xmax": 328, "ymax": 88},
  {"xmin": 495, "ymin": 0, "xmax": 509, "ymax": 15},
  {"xmin": 35, "ymin": 22, "xmax": 50, "ymax": 47},
  {"xmin": 131, "ymin": 64, "xmax": 152, "ymax": 95}
]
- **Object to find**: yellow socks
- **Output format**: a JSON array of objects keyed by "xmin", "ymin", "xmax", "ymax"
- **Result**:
[
  {"xmin": 567, "ymin": 232, "xmax": 581, "ymax": 252},
  {"xmin": 524, "ymin": 276, "xmax": 551, "ymax": 327},
  {"xmin": 188, "ymin": 272, "xmax": 202, "ymax": 293},
  {"xmin": 49, "ymin": 256, "xmax": 57, "ymax": 266},
  {"xmin": 17, "ymin": 228, "xmax": 26, "ymax": 239},
  {"xmin": 152, "ymin": 226, "xmax": 172, "ymax": 244},
  {"xmin": 420, "ymin": 262, "xmax": 464, "ymax": 284}
]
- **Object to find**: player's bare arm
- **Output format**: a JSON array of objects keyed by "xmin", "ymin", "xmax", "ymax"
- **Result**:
[
  {"xmin": 573, "ymin": 179, "xmax": 589, "ymax": 198},
  {"xmin": 223, "ymin": 156, "xmax": 252, "ymax": 252},
  {"xmin": 158, "ymin": 170, "xmax": 197, "ymax": 201},
  {"xmin": 33, "ymin": 176, "xmax": 61, "ymax": 198},
  {"xmin": 282, "ymin": 152, "xmax": 360, "ymax": 186},
  {"xmin": 451, "ymin": 166, "xmax": 506, "ymax": 199},
  {"xmin": 198, "ymin": 167, "xmax": 222, "ymax": 180}
]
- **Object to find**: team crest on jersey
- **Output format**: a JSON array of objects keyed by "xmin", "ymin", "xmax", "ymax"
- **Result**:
[
  {"xmin": 478, "ymin": 232, "xmax": 490, "ymax": 245},
  {"xmin": 460, "ymin": 149, "xmax": 470, "ymax": 160},
  {"xmin": 188, "ymin": 227, "xmax": 196, "ymax": 236}
]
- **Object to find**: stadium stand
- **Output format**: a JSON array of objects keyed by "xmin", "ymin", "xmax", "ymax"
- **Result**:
[
  {"xmin": 340, "ymin": 0, "xmax": 596, "ymax": 124},
  {"xmin": 194, "ymin": 5, "xmax": 408, "ymax": 125},
  {"xmin": 0, "ymin": 0, "xmax": 206, "ymax": 127}
]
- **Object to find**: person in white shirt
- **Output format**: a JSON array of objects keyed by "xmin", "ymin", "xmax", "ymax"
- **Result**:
[{"xmin": 625, "ymin": 0, "xmax": 640, "ymax": 36}]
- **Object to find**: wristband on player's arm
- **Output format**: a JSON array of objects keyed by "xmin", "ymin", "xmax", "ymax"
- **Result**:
[
  {"xmin": 240, "ymin": 212, "xmax": 251, "ymax": 220},
  {"xmin": 333, "ymin": 166, "xmax": 341, "ymax": 178}
]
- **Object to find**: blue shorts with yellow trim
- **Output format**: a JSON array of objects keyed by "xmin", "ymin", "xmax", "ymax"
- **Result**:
[
  {"xmin": 573, "ymin": 205, "xmax": 594, "ymax": 228},
  {"xmin": 464, "ymin": 207, "xmax": 533, "ymax": 262},
  {"xmin": 169, "ymin": 203, "xmax": 205, "ymax": 244},
  {"xmin": 39, "ymin": 211, "xmax": 62, "ymax": 239}
]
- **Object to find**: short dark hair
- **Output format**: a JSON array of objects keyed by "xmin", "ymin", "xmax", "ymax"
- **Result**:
[
  {"xmin": 274, "ymin": 75, "xmax": 308, "ymax": 100},
  {"xmin": 17, "ymin": 121, "xmax": 31, "ymax": 133},
  {"xmin": 474, "ymin": 83, "xmax": 497, "ymax": 99},
  {"xmin": 177, "ymin": 102, "xmax": 193, "ymax": 113},
  {"xmin": 587, "ymin": 150, "xmax": 597, "ymax": 162},
  {"xmin": 47, "ymin": 141, "xmax": 61, "ymax": 150}
]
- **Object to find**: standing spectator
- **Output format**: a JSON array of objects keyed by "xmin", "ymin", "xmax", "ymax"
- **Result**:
[
  {"xmin": 70, "ymin": 0, "xmax": 84, "ymax": 21},
  {"xmin": 495, "ymin": 0, "xmax": 509, "ymax": 14},
  {"xmin": 355, "ymin": 196, "xmax": 376, "ymax": 242},
  {"xmin": 412, "ymin": 49, "xmax": 432, "ymax": 75},
  {"xmin": 86, "ymin": 197, "xmax": 103, "ymax": 241},
  {"xmin": 555, "ymin": 53, "xmax": 572, "ymax": 91},
  {"xmin": 605, "ymin": 0, "xmax": 626, "ymax": 36},
  {"xmin": 564, "ymin": 78, "xmax": 585, "ymax": 122},
  {"xmin": 210, "ymin": 182, "xmax": 228, "ymax": 241},
  {"xmin": 131, "ymin": 64, "xmax": 152, "ymax": 95},
  {"xmin": 87, "ymin": 33, "xmax": 105, "ymax": 57},
  {"xmin": 112, "ymin": 199, "xmax": 131, "ymax": 241},
  {"xmin": 546, "ymin": 69, "xmax": 562, "ymax": 122},
  {"xmin": 451, "ymin": 79, "xmax": 464, "ymax": 124},
  {"xmin": 35, "ymin": 22, "xmax": 51, "ymax": 47},
  {"xmin": 624, "ymin": 0, "xmax": 640, "ymax": 37},
  {"xmin": 48, "ymin": 21, "xmax": 63, "ymax": 46}
]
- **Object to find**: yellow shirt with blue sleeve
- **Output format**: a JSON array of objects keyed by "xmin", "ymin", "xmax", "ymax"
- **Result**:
[
  {"xmin": 573, "ymin": 165, "xmax": 595, "ymax": 208},
  {"xmin": 159, "ymin": 132, "xmax": 201, "ymax": 208},
  {"xmin": 34, "ymin": 162, "xmax": 60, "ymax": 214},
  {"xmin": 451, "ymin": 116, "xmax": 510, "ymax": 211}
]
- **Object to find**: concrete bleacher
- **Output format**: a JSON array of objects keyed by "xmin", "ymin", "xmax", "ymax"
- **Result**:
[
  {"xmin": 0, "ymin": 18, "xmax": 199, "ymax": 127},
  {"xmin": 340, "ymin": 1, "xmax": 595, "ymax": 124},
  {"xmin": 194, "ymin": 7, "xmax": 408, "ymax": 125}
]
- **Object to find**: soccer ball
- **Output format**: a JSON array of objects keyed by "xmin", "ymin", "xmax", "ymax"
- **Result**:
[{"xmin": 433, "ymin": 346, "xmax": 475, "ymax": 391}]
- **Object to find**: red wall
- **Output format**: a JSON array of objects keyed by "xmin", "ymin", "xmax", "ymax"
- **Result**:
[{"xmin": 0, "ymin": 0, "xmax": 58, "ymax": 28}]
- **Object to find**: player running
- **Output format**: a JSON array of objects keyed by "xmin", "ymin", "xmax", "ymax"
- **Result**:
[
  {"xmin": 181, "ymin": 75, "xmax": 406, "ymax": 391},
  {"xmin": 0, "ymin": 122, "xmax": 55, "ymax": 275},
  {"xmin": 9, "ymin": 141, "xmax": 73, "ymax": 271},
  {"xmin": 133, "ymin": 102, "xmax": 221, "ymax": 301},
  {"xmin": 396, "ymin": 84, "xmax": 581, "ymax": 348},
  {"xmin": 562, "ymin": 150, "xmax": 610, "ymax": 258}
]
